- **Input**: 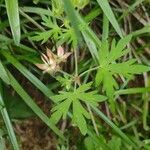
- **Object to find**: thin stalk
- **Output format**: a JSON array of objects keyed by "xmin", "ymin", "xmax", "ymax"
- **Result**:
[
  {"xmin": 58, "ymin": 70, "xmax": 73, "ymax": 78},
  {"xmin": 79, "ymin": 66, "xmax": 100, "ymax": 77},
  {"xmin": 74, "ymin": 48, "xmax": 78, "ymax": 90},
  {"xmin": 86, "ymin": 104, "xmax": 99, "ymax": 136},
  {"xmin": 143, "ymin": 73, "xmax": 149, "ymax": 130},
  {"xmin": 19, "ymin": 8, "xmax": 45, "ymax": 31}
]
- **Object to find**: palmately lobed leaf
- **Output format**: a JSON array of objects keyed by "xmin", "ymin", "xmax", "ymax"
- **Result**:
[
  {"xmin": 107, "ymin": 36, "xmax": 132, "ymax": 64},
  {"xmin": 95, "ymin": 35, "xmax": 150, "ymax": 111},
  {"xmin": 108, "ymin": 60, "xmax": 150, "ymax": 78},
  {"xmin": 50, "ymin": 82, "xmax": 106, "ymax": 134}
]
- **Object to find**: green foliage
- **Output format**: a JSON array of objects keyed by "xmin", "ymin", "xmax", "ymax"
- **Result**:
[
  {"xmin": 84, "ymin": 135, "xmax": 122, "ymax": 150},
  {"xmin": 31, "ymin": 14, "xmax": 78, "ymax": 47},
  {"xmin": 95, "ymin": 35, "xmax": 150, "ymax": 110},
  {"xmin": 0, "ymin": 0, "xmax": 150, "ymax": 148},
  {"xmin": 51, "ymin": 0, "xmax": 89, "ymax": 16},
  {"xmin": 56, "ymin": 75, "xmax": 72, "ymax": 91},
  {"xmin": 96, "ymin": 0, "xmax": 123, "ymax": 38},
  {"xmin": 0, "ymin": 60, "xmax": 10, "ymax": 85},
  {"xmin": 5, "ymin": 0, "xmax": 20, "ymax": 45},
  {"xmin": 108, "ymin": 136, "xmax": 122, "ymax": 150},
  {"xmin": 50, "ymin": 82, "xmax": 107, "ymax": 135},
  {"xmin": 31, "ymin": 15, "xmax": 62, "ymax": 44}
]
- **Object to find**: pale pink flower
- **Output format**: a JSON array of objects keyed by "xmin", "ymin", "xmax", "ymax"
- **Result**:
[
  {"xmin": 57, "ymin": 46, "xmax": 72, "ymax": 62},
  {"xmin": 35, "ymin": 46, "xmax": 71, "ymax": 74}
]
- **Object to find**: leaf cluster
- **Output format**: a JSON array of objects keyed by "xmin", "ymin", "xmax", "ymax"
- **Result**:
[
  {"xmin": 50, "ymin": 82, "xmax": 107, "ymax": 135},
  {"xmin": 31, "ymin": 15, "xmax": 77, "ymax": 47},
  {"xmin": 95, "ymin": 36, "xmax": 150, "ymax": 110}
]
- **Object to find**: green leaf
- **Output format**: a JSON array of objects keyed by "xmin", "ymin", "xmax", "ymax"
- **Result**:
[
  {"xmin": 76, "ymin": 12, "xmax": 101, "ymax": 60},
  {"xmin": 96, "ymin": 0, "xmax": 123, "ymax": 38},
  {"xmin": 102, "ymin": 14, "xmax": 109, "ymax": 41},
  {"xmin": 62, "ymin": 0, "xmax": 82, "ymax": 46},
  {"xmin": 21, "ymin": 6, "xmax": 53, "ymax": 16},
  {"xmin": 108, "ymin": 60, "xmax": 150, "ymax": 78},
  {"xmin": 108, "ymin": 35, "xmax": 132, "ymax": 63},
  {"xmin": 98, "ymin": 40, "xmax": 109, "ymax": 65},
  {"xmin": 108, "ymin": 136, "xmax": 122, "ymax": 150},
  {"xmin": 84, "ymin": 7, "xmax": 102, "ymax": 23},
  {"xmin": 0, "ymin": 60, "xmax": 10, "ymax": 85},
  {"xmin": 82, "ymin": 31, "xmax": 99, "ymax": 61},
  {"xmin": 84, "ymin": 136, "xmax": 95, "ymax": 150},
  {"xmin": 50, "ymin": 83, "xmax": 107, "ymax": 134},
  {"xmin": 56, "ymin": 75, "xmax": 72, "ymax": 91},
  {"xmin": 31, "ymin": 31, "xmax": 53, "ymax": 44},
  {"xmin": 95, "ymin": 36, "xmax": 150, "ymax": 111},
  {"xmin": 96, "ymin": 69, "xmax": 118, "ymax": 111},
  {"xmin": 76, "ymin": 82, "xmax": 92, "ymax": 92},
  {"xmin": 87, "ymin": 131, "xmax": 111, "ymax": 150},
  {"xmin": 103, "ymin": 70, "xmax": 118, "ymax": 98},
  {"xmin": 72, "ymin": 100, "xmax": 88, "ymax": 135},
  {"xmin": 31, "ymin": 15, "xmax": 62, "ymax": 44},
  {"xmin": 5, "ymin": 0, "xmax": 20, "ymax": 45}
]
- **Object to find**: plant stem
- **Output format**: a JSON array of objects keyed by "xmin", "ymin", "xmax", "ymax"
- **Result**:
[
  {"xmin": 74, "ymin": 47, "xmax": 78, "ymax": 90},
  {"xmin": 86, "ymin": 104, "xmax": 99, "ymax": 136},
  {"xmin": 79, "ymin": 66, "xmax": 100, "ymax": 77}
]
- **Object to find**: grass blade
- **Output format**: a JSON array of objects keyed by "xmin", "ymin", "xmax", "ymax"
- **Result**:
[
  {"xmin": 7, "ymin": 70, "xmax": 65, "ymax": 140},
  {"xmin": 96, "ymin": 0, "xmax": 123, "ymax": 38},
  {"xmin": 91, "ymin": 105, "xmax": 138, "ymax": 148},
  {"xmin": 62, "ymin": 0, "xmax": 82, "ymax": 47},
  {"xmin": 82, "ymin": 32, "xmax": 99, "ymax": 61},
  {"xmin": 77, "ymin": 13, "xmax": 101, "ymax": 48},
  {"xmin": 84, "ymin": 7, "xmax": 102, "ymax": 23},
  {"xmin": 76, "ymin": 14, "xmax": 100, "ymax": 61},
  {"xmin": 0, "ymin": 60, "xmax": 10, "ymax": 85},
  {"xmin": 21, "ymin": 6, "xmax": 53, "ymax": 16},
  {"xmin": 0, "ymin": 81, "xmax": 19, "ymax": 150},
  {"xmin": 5, "ymin": 0, "xmax": 20, "ymax": 45}
]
